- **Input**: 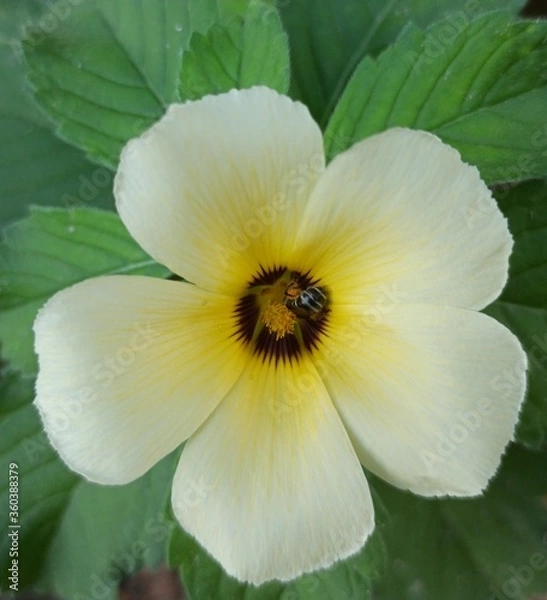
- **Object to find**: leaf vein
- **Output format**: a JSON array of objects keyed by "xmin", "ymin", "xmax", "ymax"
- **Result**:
[{"xmin": 97, "ymin": 9, "xmax": 166, "ymax": 107}]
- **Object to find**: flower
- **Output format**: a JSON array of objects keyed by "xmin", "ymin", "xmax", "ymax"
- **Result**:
[{"xmin": 34, "ymin": 87, "xmax": 527, "ymax": 585}]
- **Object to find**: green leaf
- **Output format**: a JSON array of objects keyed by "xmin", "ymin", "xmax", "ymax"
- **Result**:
[
  {"xmin": 0, "ymin": 206, "xmax": 168, "ymax": 375},
  {"xmin": 179, "ymin": 3, "xmax": 289, "ymax": 100},
  {"xmin": 280, "ymin": 0, "xmax": 527, "ymax": 125},
  {"xmin": 0, "ymin": 370, "xmax": 179, "ymax": 597},
  {"xmin": 0, "ymin": 38, "xmax": 115, "ymax": 226},
  {"xmin": 0, "ymin": 0, "xmax": 44, "ymax": 40},
  {"xmin": 36, "ymin": 452, "xmax": 178, "ymax": 600},
  {"xmin": 0, "ymin": 113, "xmax": 116, "ymax": 225},
  {"xmin": 169, "ymin": 492, "xmax": 386, "ymax": 600},
  {"xmin": 22, "ymin": 0, "xmax": 237, "ymax": 168},
  {"xmin": 484, "ymin": 180, "xmax": 547, "ymax": 449},
  {"xmin": 372, "ymin": 444, "xmax": 547, "ymax": 600},
  {"xmin": 0, "ymin": 371, "xmax": 78, "ymax": 590},
  {"xmin": 324, "ymin": 13, "xmax": 547, "ymax": 184}
]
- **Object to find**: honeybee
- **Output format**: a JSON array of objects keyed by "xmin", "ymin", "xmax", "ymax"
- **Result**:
[{"xmin": 284, "ymin": 280, "xmax": 328, "ymax": 321}]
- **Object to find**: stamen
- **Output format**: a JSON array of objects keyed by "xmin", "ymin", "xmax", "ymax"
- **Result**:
[
  {"xmin": 261, "ymin": 301, "xmax": 297, "ymax": 340},
  {"xmin": 233, "ymin": 266, "xmax": 328, "ymax": 364}
]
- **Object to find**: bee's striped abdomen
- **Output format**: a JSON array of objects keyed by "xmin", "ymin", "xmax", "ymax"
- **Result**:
[{"xmin": 285, "ymin": 285, "xmax": 328, "ymax": 321}]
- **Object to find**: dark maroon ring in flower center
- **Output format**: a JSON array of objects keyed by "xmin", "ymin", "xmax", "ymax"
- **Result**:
[{"xmin": 233, "ymin": 266, "xmax": 330, "ymax": 364}]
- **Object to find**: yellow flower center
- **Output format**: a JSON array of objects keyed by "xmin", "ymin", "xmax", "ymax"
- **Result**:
[
  {"xmin": 233, "ymin": 266, "xmax": 330, "ymax": 364},
  {"xmin": 261, "ymin": 302, "xmax": 297, "ymax": 340}
]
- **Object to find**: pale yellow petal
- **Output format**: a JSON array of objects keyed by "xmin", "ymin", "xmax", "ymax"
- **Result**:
[
  {"xmin": 115, "ymin": 87, "xmax": 325, "ymax": 294},
  {"xmin": 294, "ymin": 128, "xmax": 511, "ymax": 311},
  {"xmin": 318, "ymin": 304, "xmax": 526, "ymax": 496},
  {"xmin": 34, "ymin": 276, "xmax": 244, "ymax": 484},
  {"xmin": 171, "ymin": 355, "xmax": 374, "ymax": 584}
]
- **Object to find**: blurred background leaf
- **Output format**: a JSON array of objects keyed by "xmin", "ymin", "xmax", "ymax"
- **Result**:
[
  {"xmin": 0, "ymin": 207, "xmax": 168, "ymax": 374},
  {"xmin": 372, "ymin": 444, "xmax": 547, "ymax": 600},
  {"xmin": 0, "ymin": 372, "xmax": 78, "ymax": 590},
  {"xmin": 37, "ymin": 452, "xmax": 178, "ymax": 600},
  {"xmin": 0, "ymin": 32, "xmax": 114, "ymax": 225},
  {"xmin": 486, "ymin": 180, "xmax": 547, "ymax": 449}
]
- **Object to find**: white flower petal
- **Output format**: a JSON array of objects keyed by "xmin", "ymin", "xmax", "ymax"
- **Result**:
[
  {"xmin": 319, "ymin": 304, "xmax": 526, "ymax": 496},
  {"xmin": 34, "ymin": 276, "xmax": 245, "ymax": 484},
  {"xmin": 115, "ymin": 87, "xmax": 325, "ymax": 294},
  {"xmin": 294, "ymin": 128, "xmax": 511, "ymax": 311},
  {"xmin": 171, "ymin": 356, "xmax": 374, "ymax": 584}
]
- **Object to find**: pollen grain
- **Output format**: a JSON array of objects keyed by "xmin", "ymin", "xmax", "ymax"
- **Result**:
[{"xmin": 261, "ymin": 301, "xmax": 297, "ymax": 340}]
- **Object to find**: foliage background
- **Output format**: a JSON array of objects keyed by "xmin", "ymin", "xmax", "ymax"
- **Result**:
[{"xmin": 1, "ymin": 0, "xmax": 547, "ymax": 599}]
